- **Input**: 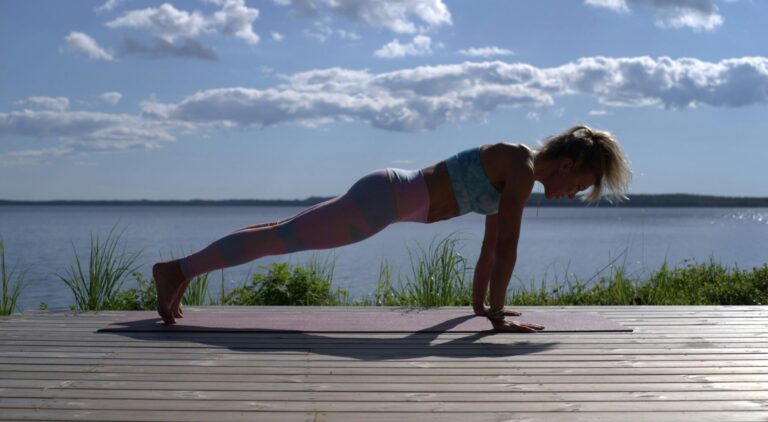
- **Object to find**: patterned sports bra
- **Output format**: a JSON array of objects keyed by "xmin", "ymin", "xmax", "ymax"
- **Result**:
[{"xmin": 444, "ymin": 146, "xmax": 502, "ymax": 216}]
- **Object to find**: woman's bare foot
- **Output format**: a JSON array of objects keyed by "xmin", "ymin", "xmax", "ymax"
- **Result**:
[
  {"xmin": 171, "ymin": 278, "xmax": 192, "ymax": 318},
  {"xmin": 152, "ymin": 261, "xmax": 186, "ymax": 324}
]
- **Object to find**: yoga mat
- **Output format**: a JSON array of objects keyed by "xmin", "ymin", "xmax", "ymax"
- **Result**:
[{"xmin": 99, "ymin": 309, "xmax": 631, "ymax": 333}]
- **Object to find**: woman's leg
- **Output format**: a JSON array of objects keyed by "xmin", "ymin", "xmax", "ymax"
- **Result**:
[
  {"xmin": 228, "ymin": 198, "xmax": 334, "ymax": 234},
  {"xmin": 177, "ymin": 170, "xmax": 399, "ymax": 279},
  {"xmin": 155, "ymin": 169, "xmax": 417, "ymax": 323}
]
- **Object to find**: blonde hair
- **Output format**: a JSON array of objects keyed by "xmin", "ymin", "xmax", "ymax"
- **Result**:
[{"xmin": 536, "ymin": 125, "xmax": 631, "ymax": 203}]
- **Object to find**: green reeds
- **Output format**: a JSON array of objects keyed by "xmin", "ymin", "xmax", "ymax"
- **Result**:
[
  {"xmin": 0, "ymin": 236, "xmax": 27, "ymax": 316},
  {"xmin": 374, "ymin": 232, "xmax": 473, "ymax": 307},
  {"xmin": 55, "ymin": 224, "xmax": 142, "ymax": 311},
  {"xmin": 183, "ymin": 272, "xmax": 212, "ymax": 306},
  {"xmin": 45, "ymin": 223, "xmax": 768, "ymax": 310}
]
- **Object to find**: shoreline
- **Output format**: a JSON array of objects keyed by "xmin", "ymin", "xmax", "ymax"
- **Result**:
[{"xmin": 3, "ymin": 193, "xmax": 768, "ymax": 207}]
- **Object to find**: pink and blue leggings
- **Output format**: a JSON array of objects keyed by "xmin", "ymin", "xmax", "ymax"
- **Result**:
[{"xmin": 178, "ymin": 168, "xmax": 430, "ymax": 280}]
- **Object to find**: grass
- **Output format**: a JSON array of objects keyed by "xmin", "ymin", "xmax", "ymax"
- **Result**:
[
  {"xmin": 54, "ymin": 223, "xmax": 143, "ymax": 311},
  {"xmin": 0, "ymin": 236, "xmax": 27, "ymax": 315},
  {"xmin": 223, "ymin": 253, "xmax": 349, "ymax": 306},
  {"xmin": 507, "ymin": 258, "xmax": 768, "ymax": 306},
  {"xmin": 371, "ymin": 232, "xmax": 472, "ymax": 306},
  {"xmin": 4, "ymin": 228, "xmax": 767, "ymax": 311}
]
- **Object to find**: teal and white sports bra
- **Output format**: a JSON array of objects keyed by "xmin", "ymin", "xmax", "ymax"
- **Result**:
[{"xmin": 445, "ymin": 146, "xmax": 502, "ymax": 215}]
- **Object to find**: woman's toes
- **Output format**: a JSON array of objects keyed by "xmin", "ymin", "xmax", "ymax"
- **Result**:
[{"xmin": 153, "ymin": 262, "xmax": 181, "ymax": 324}]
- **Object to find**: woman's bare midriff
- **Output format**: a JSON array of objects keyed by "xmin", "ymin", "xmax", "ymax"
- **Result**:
[
  {"xmin": 421, "ymin": 161, "xmax": 459, "ymax": 223},
  {"xmin": 421, "ymin": 143, "xmax": 515, "ymax": 223}
]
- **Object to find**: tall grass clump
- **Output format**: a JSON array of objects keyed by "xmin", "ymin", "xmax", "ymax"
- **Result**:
[
  {"xmin": 0, "ymin": 236, "xmax": 27, "ymax": 315},
  {"xmin": 506, "ymin": 256, "xmax": 768, "ymax": 306},
  {"xmin": 183, "ymin": 272, "xmax": 213, "ymax": 306},
  {"xmin": 374, "ymin": 233, "xmax": 473, "ymax": 307},
  {"xmin": 508, "ymin": 249, "xmax": 635, "ymax": 306},
  {"xmin": 55, "ymin": 224, "xmax": 142, "ymax": 311},
  {"xmin": 635, "ymin": 259, "xmax": 768, "ymax": 305}
]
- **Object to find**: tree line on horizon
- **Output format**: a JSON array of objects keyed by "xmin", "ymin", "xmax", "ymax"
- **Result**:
[{"xmin": 2, "ymin": 193, "xmax": 768, "ymax": 207}]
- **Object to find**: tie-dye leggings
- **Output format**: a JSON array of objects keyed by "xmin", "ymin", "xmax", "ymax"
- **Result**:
[{"xmin": 178, "ymin": 168, "xmax": 430, "ymax": 280}]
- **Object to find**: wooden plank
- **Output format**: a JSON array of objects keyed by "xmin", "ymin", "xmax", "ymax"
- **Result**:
[
  {"xmin": 6, "ymin": 409, "xmax": 763, "ymax": 422},
  {"xmin": 4, "ymin": 387, "xmax": 768, "ymax": 402},
  {"xmin": 4, "ymin": 325, "xmax": 766, "ymax": 334},
  {"xmin": 4, "ymin": 344, "xmax": 768, "ymax": 355},
  {"xmin": 8, "ymin": 339, "xmax": 768, "ymax": 349},
  {"xmin": 2, "ymin": 397, "xmax": 768, "ymax": 412},
  {"xmin": 4, "ymin": 371, "xmax": 768, "ymax": 384},
  {"xmin": 314, "ymin": 412, "xmax": 768, "ymax": 422},
  {"xmin": 4, "ymin": 363, "xmax": 768, "ymax": 376},
  {"xmin": 2, "ymin": 333, "xmax": 768, "ymax": 345},
  {"xmin": 24, "ymin": 317, "xmax": 768, "ymax": 325},
  {"xmin": 0, "ymin": 409, "xmax": 314, "ymax": 422},
  {"xmin": 5, "ymin": 353, "xmax": 768, "ymax": 365},
  {"xmin": 4, "ymin": 357, "xmax": 768, "ymax": 369},
  {"xmin": 2, "ymin": 379, "xmax": 768, "ymax": 393}
]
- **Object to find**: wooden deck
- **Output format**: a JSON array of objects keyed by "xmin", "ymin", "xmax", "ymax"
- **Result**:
[{"xmin": 1, "ymin": 306, "xmax": 768, "ymax": 421}]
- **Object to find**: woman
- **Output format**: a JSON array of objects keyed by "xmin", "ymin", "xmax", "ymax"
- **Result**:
[{"xmin": 154, "ymin": 125, "xmax": 631, "ymax": 331}]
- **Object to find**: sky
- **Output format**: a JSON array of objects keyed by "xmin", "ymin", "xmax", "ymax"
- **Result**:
[{"xmin": 1, "ymin": 0, "xmax": 767, "ymax": 200}]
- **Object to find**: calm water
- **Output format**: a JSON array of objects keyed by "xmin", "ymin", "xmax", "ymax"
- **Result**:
[{"xmin": 1, "ymin": 205, "xmax": 767, "ymax": 311}]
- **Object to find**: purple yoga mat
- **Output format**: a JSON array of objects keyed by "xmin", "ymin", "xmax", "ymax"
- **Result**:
[{"xmin": 99, "ymin": 309, "xmax": 631, "ymax": 333}]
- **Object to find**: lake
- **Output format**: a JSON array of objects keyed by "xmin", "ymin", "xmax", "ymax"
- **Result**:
[{"xmin": 1, "ymin": 205, "xmax": 767, "ymax": 310}]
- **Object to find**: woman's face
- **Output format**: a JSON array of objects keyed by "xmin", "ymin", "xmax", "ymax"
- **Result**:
[{"xmin": 542, "ymin": 158, "xmax": 597, "ymax": 200}]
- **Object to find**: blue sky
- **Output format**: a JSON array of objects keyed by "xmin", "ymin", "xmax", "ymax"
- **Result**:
[{"xmin": 1, "ymin": 0, "xmax": 767, "ymax": 200}]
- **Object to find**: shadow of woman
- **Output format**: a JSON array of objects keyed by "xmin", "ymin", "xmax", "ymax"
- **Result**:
[{"xmin": 102, "ymin": 313, "xmax": 558, "ymax": 360}]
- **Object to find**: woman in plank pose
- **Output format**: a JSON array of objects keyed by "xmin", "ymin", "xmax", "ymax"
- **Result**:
[{"xmin": 154, "ymin": 125, "xmax": 631, "ymax": 331}]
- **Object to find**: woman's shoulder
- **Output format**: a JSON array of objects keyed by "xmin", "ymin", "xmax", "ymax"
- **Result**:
[
  {"xmin": 480, "ymin": 142, "xmax": 535, "ymax": 187},
  {"xmin": 483, "ymin": 142, "xmax": 534, "ymax": 163}
]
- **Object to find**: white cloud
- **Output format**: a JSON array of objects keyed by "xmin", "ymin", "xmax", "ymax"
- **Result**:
[
  {"xmin": 274, "ymin": 0, "xmax": 451, "ymax": 34},
  {"xmin": 118, "ymin": 37, "xmax": 219, "ymax": 61},
  {"xmin": 0, "ymin": 109, "xmax": 177, "ymax": 165},
  {"xmin": 106, "ymin": 1, "xmax": 260, "ymax": 45},
  {"xmin": 305, "ymin": 20, "xmax": 360, "ymax": 42},
  {"xmin": 0, "ymin": 146, "xmax": 72, "ymax": 167},
  {"xmin": 559, "ymin": 56, "xmax": 768, "ymax": 108},
  {"xmin": 106, "ymin": 3, "xmax": 209, "ymax": 42},
  {"xmin": 63, "ymin": 32, "xmax": 114, "ymax": 61},
  {"xmin": 95, "ymin": 0, "xmax": 125, "ymax": 13},
  {"xmin": 271, "ymin": 32, "xmax": 284, "ymax": 41},
  {"xmin": 15, "ymin": 97, "xmax": 70, "ymax": 111},
  {"xmin": 100, "ymin": 92, "xmax": 123, "ymax": 105},
  {"xmin": 5, "ymin": 55, "xmax": 767, "ymax": 164},
  {"xmin": 585, "ymin": 0, "xmax": 629, "ymax": 12},
  {"xmin": 585, "ymin": 0, "xmax": 723, "ymax": 31},
  {"xmin": 589, "ymin": 109, "xmax": 608, "ymax": 116},
  {"xmin": 141, "ymin": 62, "xmax": 555, "ymax": 132},
  {"xmin": 374, "ymin": 35, "xmax": 432, "ymax": 58},
  {"xmin": 139, "ymin": 56, "xmax": 768, "ymax": 133},
  {"xmin": 212, "ymin": 0, "xmax": 260, "ymax": 44},
  {"xmin": 458, "ymin": 46, "xmax": 515, "ymax": 58}
]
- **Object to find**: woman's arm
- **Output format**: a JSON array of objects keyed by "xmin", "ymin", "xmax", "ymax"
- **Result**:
[
  {"xmin": 472, "ymin": 214, "xmax": 497, "ymax": 314},
  {"xmin": 485, "ymin": 150, "xmax": 540, "ymax": 333},
  {"xmin": 473, "ymin": 214, "xmax": 524, "ymax": 317}
]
